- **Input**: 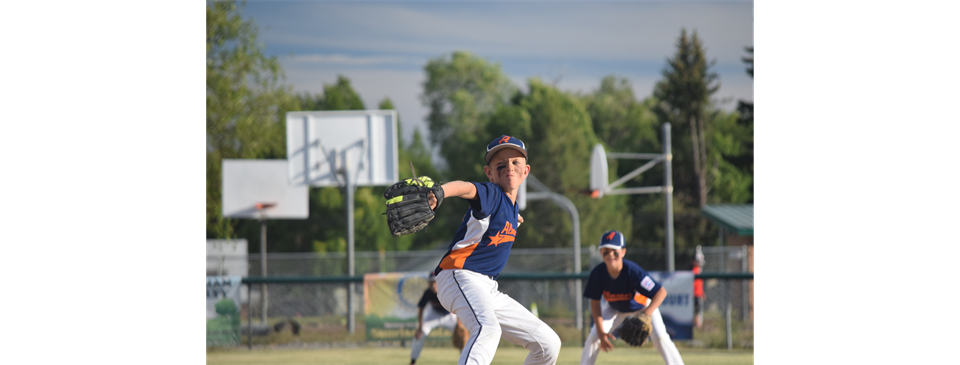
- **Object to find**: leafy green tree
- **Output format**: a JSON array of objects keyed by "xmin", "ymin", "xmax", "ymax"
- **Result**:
[
  {"xmin": 653, "ymin": 28, "xmax": 720, "ymax": 208},
  {"xmin": 583, "ymin": 77, "xmax": 661, "ymax": 153},
  {"xmin": 244, "ymin": 78, "xmax": 448, "ymax": 256},
  {"xmin": 206, "ymin": 1, "xmax": 297, "ymax": 239},
  {"xmin": 298, "ymin": 75, "xmax": 366, "ymax": 111},
  {"xmin": 476, "ymin": 79, "xmax": 628, "ymax": 255},
  {"xmin": 222, "ymin": 75, "xmax": 404, "ymax": 257},
  {"xmin": 385, "ymin": 98, "xmax": 460, "ymax": 250},
  {"xmin": 206, "ymin": 6, "xmax": 462, "ymax": 257},
  {"xmin": 580, "ymin": 77, "xmax": 666, "ymax": 250},
  {"xmin": 421, "ymin": 51, "xmax": 518, "ymax": 181},
  {"xmin": 420, "ymin": 55, "xmax": 632, "ymax": 254},
  {"xmin": 707, "ymin": 109, "xmax": 753, "ymax": 204}
]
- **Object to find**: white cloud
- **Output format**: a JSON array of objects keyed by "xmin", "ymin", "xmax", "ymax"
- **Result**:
[{"xmin": 284, "ymin": 53, "xmax": 421, "ymax": 66}]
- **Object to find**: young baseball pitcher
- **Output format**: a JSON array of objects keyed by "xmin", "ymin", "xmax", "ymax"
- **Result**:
[
  {"xmin": 427, "ymin": 135, "xmax": 562, "ymax": 365},
  {"xmin": 581, "ymin": 230, "xmax": 685, "ymax": 365}
]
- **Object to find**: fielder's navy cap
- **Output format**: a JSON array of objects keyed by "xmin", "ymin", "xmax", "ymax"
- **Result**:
[
  {"xmin": 599, "ymin": 230, "xmax": 626, "ymax": 250},
  {"xmin": 428, "ymin": 271, "xmax": 437, "ymax": 282},
  {"xmin": 485, "ymin": 135, "xmax": 528, "ymax": 164}
]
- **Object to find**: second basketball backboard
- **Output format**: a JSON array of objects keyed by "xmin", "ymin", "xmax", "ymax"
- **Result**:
[
  {"xmin": 589, "ymin": 144, "xmax": 609, "ymax": 198},
  {"xmin": 221, "ymin": 159, "xmax": 308, "ymax": 219}
]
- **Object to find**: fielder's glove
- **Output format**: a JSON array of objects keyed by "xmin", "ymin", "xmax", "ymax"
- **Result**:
[
  {"xmin": 383, "ymin": 176, "xmax": 444, "ymax": 237},
  {"xmin": 618, "ymin": 312, "xmax": 652, "ymax": 347}
]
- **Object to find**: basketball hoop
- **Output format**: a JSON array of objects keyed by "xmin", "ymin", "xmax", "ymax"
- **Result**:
[{"xmin": 255, "ymin": 202, "xmax": 276, "ymax": 222}]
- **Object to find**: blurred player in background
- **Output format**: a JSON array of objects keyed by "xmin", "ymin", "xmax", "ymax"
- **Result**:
[
  {"xmin": 428, "ymin": 135, "xmax": 562, "ymax": 365},
  {"xmin": 692, "ymin": 246, "xmax": 705, "ymax": 329},
  {"xmin": 409, "ymin": 272, "xmax": 463, "ymax": 365},
  {"xmin": 581, "ymin": 230, "xmax": 685, "ymax": 365}
]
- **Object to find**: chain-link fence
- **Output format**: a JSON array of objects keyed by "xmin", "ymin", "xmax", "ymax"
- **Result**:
[{"xmin": 207, "ymin": 245, "xmax": 752, "ymax": 347}]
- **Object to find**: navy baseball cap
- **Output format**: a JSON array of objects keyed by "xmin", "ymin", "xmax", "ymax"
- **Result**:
[
  {"xmin": 598, "ymin": 231, "xmax": 625, "ymax": 250},
  {"xmin": 485, "ymin": 135, "xmax": 528, "ymax": 164}
]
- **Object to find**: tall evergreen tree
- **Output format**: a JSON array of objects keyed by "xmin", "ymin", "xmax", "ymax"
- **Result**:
[
  {"xmin": 653, "ymin": 28, "xmax": 719, "ymax": 208},
  {"xmin": 732, "ymin": 47, "xmax": 754, "ymax": 202}
]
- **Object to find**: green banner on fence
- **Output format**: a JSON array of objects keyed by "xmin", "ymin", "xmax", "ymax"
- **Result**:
[{"xmin": 207, "ymin": 276, "xmax": 242, "ymax": 346}]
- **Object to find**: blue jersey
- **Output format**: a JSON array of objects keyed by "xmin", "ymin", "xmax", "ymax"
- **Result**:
[
  {"xmin": 434, "ymin": 182, "xmax": 519, "ymax": 279},
  {"xmin": 583, "ymin": 259, "xmax": 662, "ymax": 313}
]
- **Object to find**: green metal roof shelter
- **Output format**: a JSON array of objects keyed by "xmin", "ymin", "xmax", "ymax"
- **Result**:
[{"xmin": 701, "ymin": 204, "xmax": 753, "ymax": 236}]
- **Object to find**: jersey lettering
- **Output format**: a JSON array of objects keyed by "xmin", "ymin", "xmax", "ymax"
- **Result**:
[
  {"xmin": 602, "ymin": 290, "xmax": 634, "ymax": 302},
  {"xmin": 488, "ymin": 221, "xmax": 516, "ymax": 247}
]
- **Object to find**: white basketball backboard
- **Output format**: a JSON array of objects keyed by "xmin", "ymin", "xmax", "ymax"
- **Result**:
[
  {"xmin": 286, "ymin": 110, "xmax": 399, "ymax": 187},
  {"xmin": 222, "ymin": 159, "xmax": 309, "ymax": 219},
  {"xmin": 589, "ymin": 144, "xmax": 609, "ymax": 198}
]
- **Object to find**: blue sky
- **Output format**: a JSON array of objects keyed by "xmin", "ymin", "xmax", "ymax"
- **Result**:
[{"xmin": 240, "ymin": 0, "xmax": 754, "ymax": 145}]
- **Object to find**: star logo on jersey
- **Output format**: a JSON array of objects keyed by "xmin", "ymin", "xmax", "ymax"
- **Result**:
[{"xmin": 488, "ymin": 221, "xmax": 516, "ymax": 247}]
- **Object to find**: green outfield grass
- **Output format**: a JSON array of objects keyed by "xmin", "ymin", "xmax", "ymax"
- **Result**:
[
  {"xmin": 230, "ymin": 311, "xmax": 752, "ymax": 350},
  {"xmin": 206, "ymin": 346, "xmax": 753, "ymax": 365}
]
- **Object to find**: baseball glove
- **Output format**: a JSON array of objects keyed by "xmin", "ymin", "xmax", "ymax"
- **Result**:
[
  {"xmin": 383, "ymin": 176, "xmax": 444, "ymax": 237},
  {"xmin": 452, "ymin": 322, "xmax": 469, "ymax": 350},
  {"xmin": 618, "ymin": 312, "xmax": 652, "ymax": 347}
]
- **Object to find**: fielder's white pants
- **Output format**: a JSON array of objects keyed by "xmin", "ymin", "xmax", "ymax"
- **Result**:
[
  {"xmin": 436, "ymin": 269, "xmax": 562, "ymax": 365},
  {"xmin": 580, "ymin": 298, "xmax": 684, "ymax": 365},
  {"xmin": 410, "ymin": 307, "xmax": 460, "ymax": 361}
]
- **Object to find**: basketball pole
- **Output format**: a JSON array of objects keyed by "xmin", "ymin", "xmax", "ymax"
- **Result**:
[
  {"xmin": 345, "ymin": 153, "xmax": 357, "ymax": 334},
  {"xmin": 663, "ymin": 123, "xmax": 675, "ymax": 272},
  {"xmin": 591, "ymin": 123, "xmax": 675, "ymax": 272},
  {"xmin": 257, "ymin": 204, "xmax": 271, "ymax": 325}
]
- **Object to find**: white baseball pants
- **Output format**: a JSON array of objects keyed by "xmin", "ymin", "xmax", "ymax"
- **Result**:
[
  {"xmin": 410, "ymin": 307, "xmax": 460, "ymax": 361},
  {"xmin": 580, "ymin": 298, "xmax": 684, "ymax": 365},
  {"xmin": 436, "ymin": 269, "xmax": 561, "ymax": 365}
]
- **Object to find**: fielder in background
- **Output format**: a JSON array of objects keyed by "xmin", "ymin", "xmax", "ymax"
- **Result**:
[
  {"xmin": 581, "ymin": 230, "xmax": 685, "ymax": 365},
  {"xmin": 692, "ymin": 246, "xmax": 706, "ymax": 329},
  {"xmin": 409, "ymin": 272, "xmax": 467, "ymax": 365},
  {"xmin": 430, "ymin": 135, "xmax": 562, "ymax": 365}
]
